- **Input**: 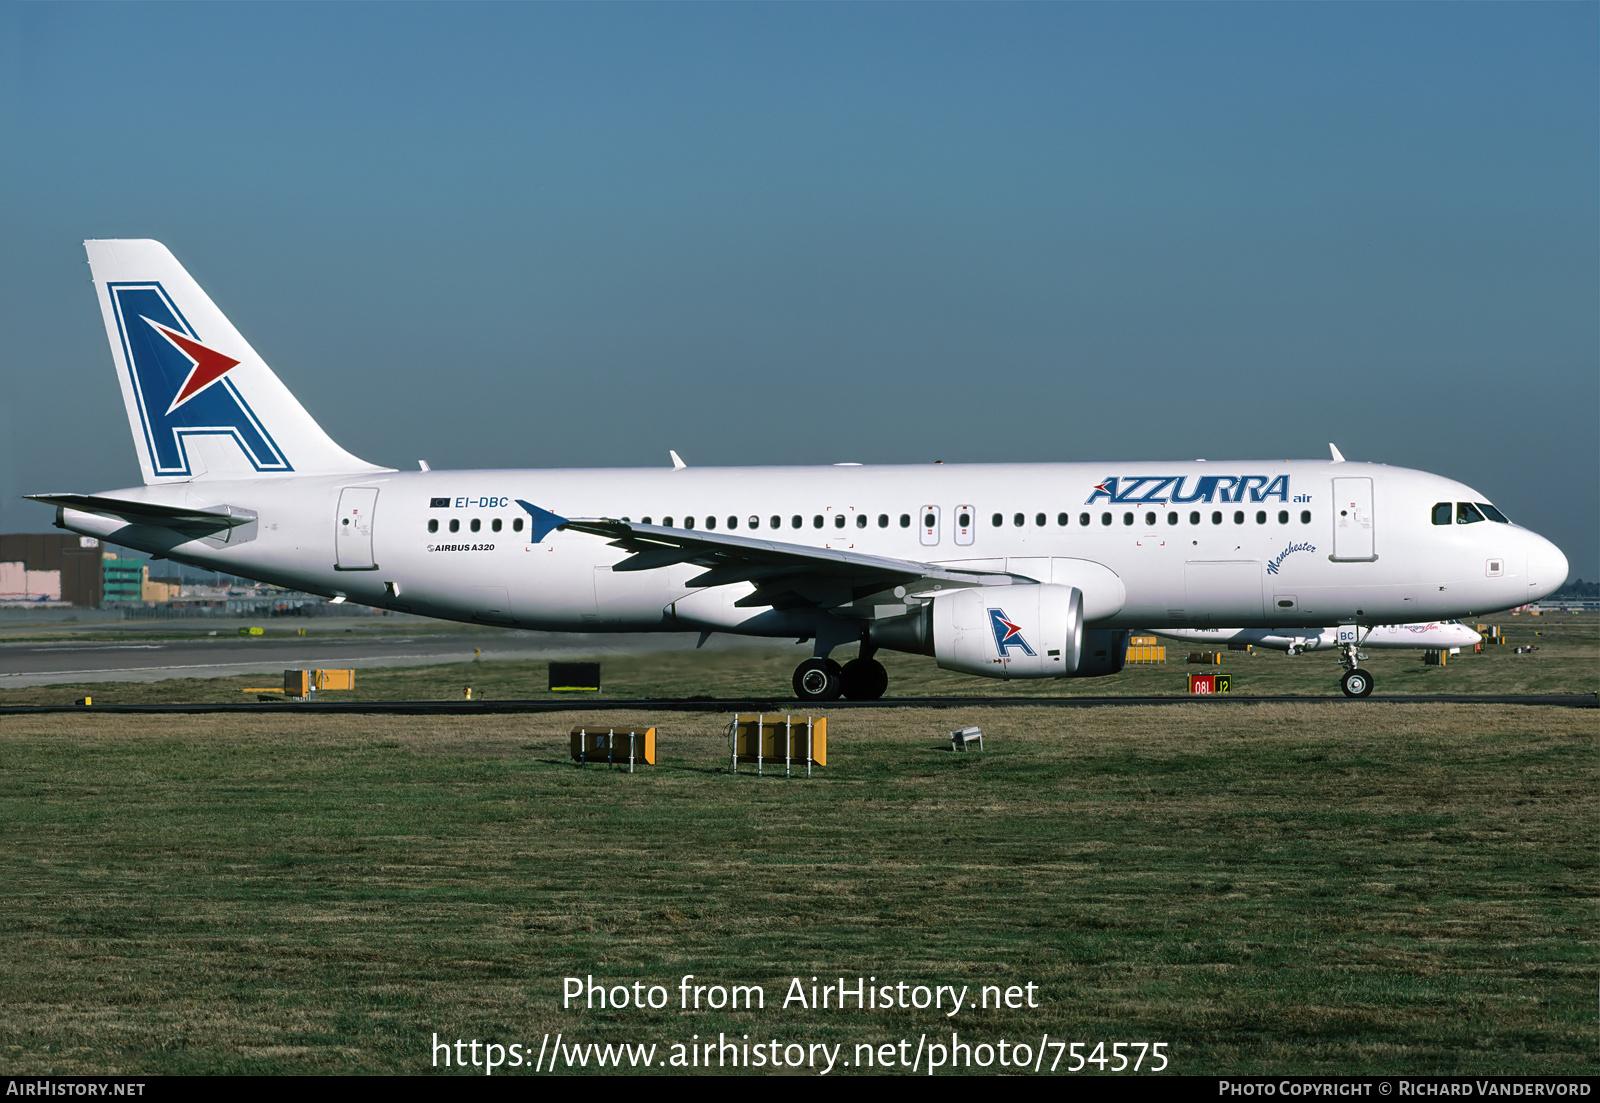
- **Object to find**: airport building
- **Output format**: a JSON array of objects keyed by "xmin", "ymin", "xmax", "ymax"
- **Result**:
[
  {"xmin": 0, "ymin": 533, "xmax": 104, "ymax": 607},
  {"xmin": 2, "ymin": 531, "xmax": 369, "ymax": 618}
]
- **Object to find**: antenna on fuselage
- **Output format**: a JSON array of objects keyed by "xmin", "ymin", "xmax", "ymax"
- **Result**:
[
  {"xmin": 1328, "ymin": 443, "xmax": 1346, "ymax": 463},
  {"xmin": 669, "ymin": 450, "xmax": 687, "ymax": 469}
]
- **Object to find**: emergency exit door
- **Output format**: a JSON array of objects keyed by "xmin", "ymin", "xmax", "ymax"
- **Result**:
[
  {"xmin": 335, "ymin": 487, "xmax": 380, "ymax": 570},
  {"xmin": 1331, "ymin": 477, "xmax": 1376, "ymax": 561}
]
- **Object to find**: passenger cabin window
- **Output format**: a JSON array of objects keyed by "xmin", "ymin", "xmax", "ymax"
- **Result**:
[
  {"xmin": 1014, "ymin": 513, "xmax": 1025, "ymax": 527},
  {"xmin": 492, "ymin": 518, "xmax": 502, "ymax": 532},
  {"xmin": 662, "ymin": 517, "xmax": 673, "ymax": 527},
  {"xmin": 1255, "ymin": 511, "xmax": 1265, "ymax": 525},
  {"xmin": 1167, "ymin": 512, "xmax": 1179, "ymax": 526},
  {"xmin": 878, "ymin": 514, "xmax": 889, "ymax": 528},
  {"xmin": 1278, "ymin": 510, "xmax": 1289, "ymax": 524},
  {"xmin": 856, "ymin": 514, "xmax": 867, "ymax": 528},
  {"xmin": 705, "ymin": 516, "xmax": 716, "ymax": 530},
  {"xmin": 1432, "ymin": 502, "xmax": 1453, "ymax": 526},
  {"xmin": 1189, "ymin": 512, "xmax": 1200, "ymax": 524},
  {"xmin": 686, "ymin": 517, "xmax": 696, "ymax": 529},
  {"xmin": 792, "ymin": 516, "xmax": 803, "ymax": 529},
  {"xmin": 1035, "ymin": 513, "xmax": 1046, "ymax": 527},
  {"xmin": 1144, "ymin": 511, "xmax": 1156, "ymax": 527},
  {"xmin": 1233, "ymin": 511, "xmax": 1244, "ymax": 525},
  {"xmin": 1300, "ymin": 511, "xmax": 1311, "ymax": 524},
  {"xmin": 428, "ymin": 519, "xmax": 438, "ymax": 533},
  {"xmin": 900, "ymin": 514, "xmax": 912, "ymax": 528},
  {"xmin": 1079, "ymin": 513, "xmax": 1090, "ymax": 526},
  {"xmin": 1122, "ymin": 512, "xmax": 1133, "ymax": 526},
  {"xmin": 449, "ymin": 519, "xmax": 460, "ymax": 533},
  {"xmin": 814, "ymin": 515, "xmax": 824, "ymax": 528},
  {"xmin": 470, "ymin": 518, "xmax": 481, "ymax": 533},
  {"xmin": 992, "ymin": 513, "xmax": 1003, "ymax": 527},
  {"xmin": 513, "ymin": 518, "xmax": 524, "ymax": 532},
  {"xmin": 1058, "ymin": 512, "xmax": 1069, "ymax": 526},
  {"xmin": 1456, "ymin": 502, "xmax": 1486, "ymax": 524},
  {"xmin": 769, "ymin": 516, "xmax": 780, "ymax": 529},
  {"xmin": 834, "ymin": 514, "xmax": 846, "ymax": 529},
  {"xmin": 1101, "ymin": 512, "xmax": 1112, "ymax": 526}
]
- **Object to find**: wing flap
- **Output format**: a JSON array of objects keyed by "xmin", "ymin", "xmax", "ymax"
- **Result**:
[{"xmin": 554, "ymin": 516, "xmax": 1029, "ymax": 615}]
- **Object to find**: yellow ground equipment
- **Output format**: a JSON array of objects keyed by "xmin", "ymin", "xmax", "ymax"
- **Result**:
[
  {"xmin": 731, "ymin": 714, "xmax": 826, "ymax": 777},
  {"xmin": 570, "ymin": 727, "xmax": 655, "ymax": 771}
]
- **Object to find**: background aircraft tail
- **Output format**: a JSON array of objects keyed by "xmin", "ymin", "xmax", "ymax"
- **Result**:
[{"xmin": 84, "ymin": 239, "xmax": 388, "ymax": 484}]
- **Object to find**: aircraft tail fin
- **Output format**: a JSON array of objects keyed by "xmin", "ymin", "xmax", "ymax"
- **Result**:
[{"xmin": 84, "ymin": 239, "xmax": 390, "ymax": 484}]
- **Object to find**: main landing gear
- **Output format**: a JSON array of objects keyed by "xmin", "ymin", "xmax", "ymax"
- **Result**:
[
  {"xmin": 1338, "ymin": 637, "xmax": 1374, "ymax": 698},
  {"xmin": 792, "ymin": 638, "xmax": 889, "ymax": 702}
]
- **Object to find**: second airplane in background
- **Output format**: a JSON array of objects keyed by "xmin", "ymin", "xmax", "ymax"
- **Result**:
[{"xmin": 1158, "ymin": 622, "xmax": 1484, "ymax": 697}]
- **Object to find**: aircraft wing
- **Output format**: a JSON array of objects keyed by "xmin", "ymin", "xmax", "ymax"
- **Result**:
[{"xmin": 550, "ymin": 512, "xmax": 1033, "ymax": 614}]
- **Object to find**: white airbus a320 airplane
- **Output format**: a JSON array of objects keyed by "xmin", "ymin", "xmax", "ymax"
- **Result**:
[
  {"xmin": 30, "ymin": 241, "xmax": 1569, "ymax": 700},
  {"xmin": 1159, "ymin": 622, "xmax": 1484, "ymax": 696}
]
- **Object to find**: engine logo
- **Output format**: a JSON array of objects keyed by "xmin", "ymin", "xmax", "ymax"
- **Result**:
[{"xmin": 988, "ymin": 608, "xmax": 1036, "ymax": 657}]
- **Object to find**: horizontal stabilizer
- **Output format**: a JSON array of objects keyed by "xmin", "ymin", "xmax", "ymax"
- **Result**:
[{"xmin": 26, "ymin": 493, "xmax": 255, "ymax": 533}]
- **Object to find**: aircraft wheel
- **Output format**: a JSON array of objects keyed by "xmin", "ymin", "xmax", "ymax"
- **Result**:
[
  {"xmin": 840, "ymin": 657, "xmax": 888, "ymax": 700},
  {"xmin": 1341, "ymin": 668, "xmax": 1374, "ymax": 698},
  {"xmin": 793, "ymin": 658, "xmax": 844, "ymax": 702}
]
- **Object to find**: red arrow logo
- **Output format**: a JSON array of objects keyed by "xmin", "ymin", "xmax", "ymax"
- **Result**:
[{"xmin": 147, "ymin": 319, "xmax": 241, "ymax": 413}]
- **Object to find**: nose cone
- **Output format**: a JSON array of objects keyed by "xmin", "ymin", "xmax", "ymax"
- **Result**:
[
  {"xmin": 1525, "ymin": 533, "xmax": 1569, "ymax": 603},
  {"xmin": 1448, "ymin": 623, "xmax": 1483, "ymax": 647}
]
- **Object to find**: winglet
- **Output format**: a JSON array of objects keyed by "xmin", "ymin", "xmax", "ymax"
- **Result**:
[
  {"xmin": 514, "ymin": 500, "xmax": 570, "ymax": 543},
  {"xmin": 1328, "ymin": 443, "xmax": 1345, "ymax": 463},
  {"xmin": 669, "ymin": 450, "xmax": 687, "ymax": 470}
]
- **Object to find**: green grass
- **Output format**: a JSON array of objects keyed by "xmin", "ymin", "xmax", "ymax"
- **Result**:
[{"xmin": 0, "ymin": 701, "xmax": 1592, "ymax": 1074}]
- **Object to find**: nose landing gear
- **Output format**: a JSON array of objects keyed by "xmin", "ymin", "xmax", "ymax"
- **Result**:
[
  {"xmin": 1340, "ymin": 667, "xmax": 1373, "ymax": 698},
  {"xmin": 1338, "ymin": 635, "xmax": 1374, "ymax": 697}
]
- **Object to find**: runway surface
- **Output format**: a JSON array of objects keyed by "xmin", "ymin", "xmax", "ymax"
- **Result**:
[
  {"xmin": 0, "ymin": 627, "xmax": 764, "ymax": 688},
  {"xmin": 2, "ymin": 693, "xmax": 1591, "ymax": 715}
]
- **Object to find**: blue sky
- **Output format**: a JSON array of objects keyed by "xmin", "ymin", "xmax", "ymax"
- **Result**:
[{"xmin": 2, "ymin": 3, "xmax": 1595, "ymax": 577}]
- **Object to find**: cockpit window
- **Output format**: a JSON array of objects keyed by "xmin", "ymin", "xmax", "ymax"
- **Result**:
[
  {"xmin": 1432, "ymin": 502, "xmax": 1452, "ymax": 526},
  {"xmin": 1477, "ymin": 503, "xmax": 1509, "ymax": 523},
  {"xmin": 1456, "ymin": 502, "xmax": 1485, "ymax": 525}
]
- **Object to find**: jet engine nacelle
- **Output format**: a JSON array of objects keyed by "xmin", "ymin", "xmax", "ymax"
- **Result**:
[
  {"xmin": 932, "ymin": 583, "xmax": 1083, "ymax": 679},
  {"xmin": 1075, "ymin": 629, "xmax": 1131, "ymax": 677}
]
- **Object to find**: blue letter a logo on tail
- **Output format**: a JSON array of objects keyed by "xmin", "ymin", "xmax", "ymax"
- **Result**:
[
  {"xmin": 109, "ymin": 282, "xmax": 290, "ymax": 477},
  {"xmin": 989, "ymin": 608, "xmax": 1036, "ymax": 657}
]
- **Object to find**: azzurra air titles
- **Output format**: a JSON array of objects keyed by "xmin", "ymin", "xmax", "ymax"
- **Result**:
[{"xmin": 1086, "ymin": 474, "xmax": 1296, "ymax": 505}]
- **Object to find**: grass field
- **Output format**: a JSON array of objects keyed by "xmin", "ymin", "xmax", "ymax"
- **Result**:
[
  {"xmin": 1, "ymin": 698, "xmax": 1593, "ymax": 1075},
  {"xmin": 1, "ymin": 610, "xmax": 1594, "ymax": 707}
]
